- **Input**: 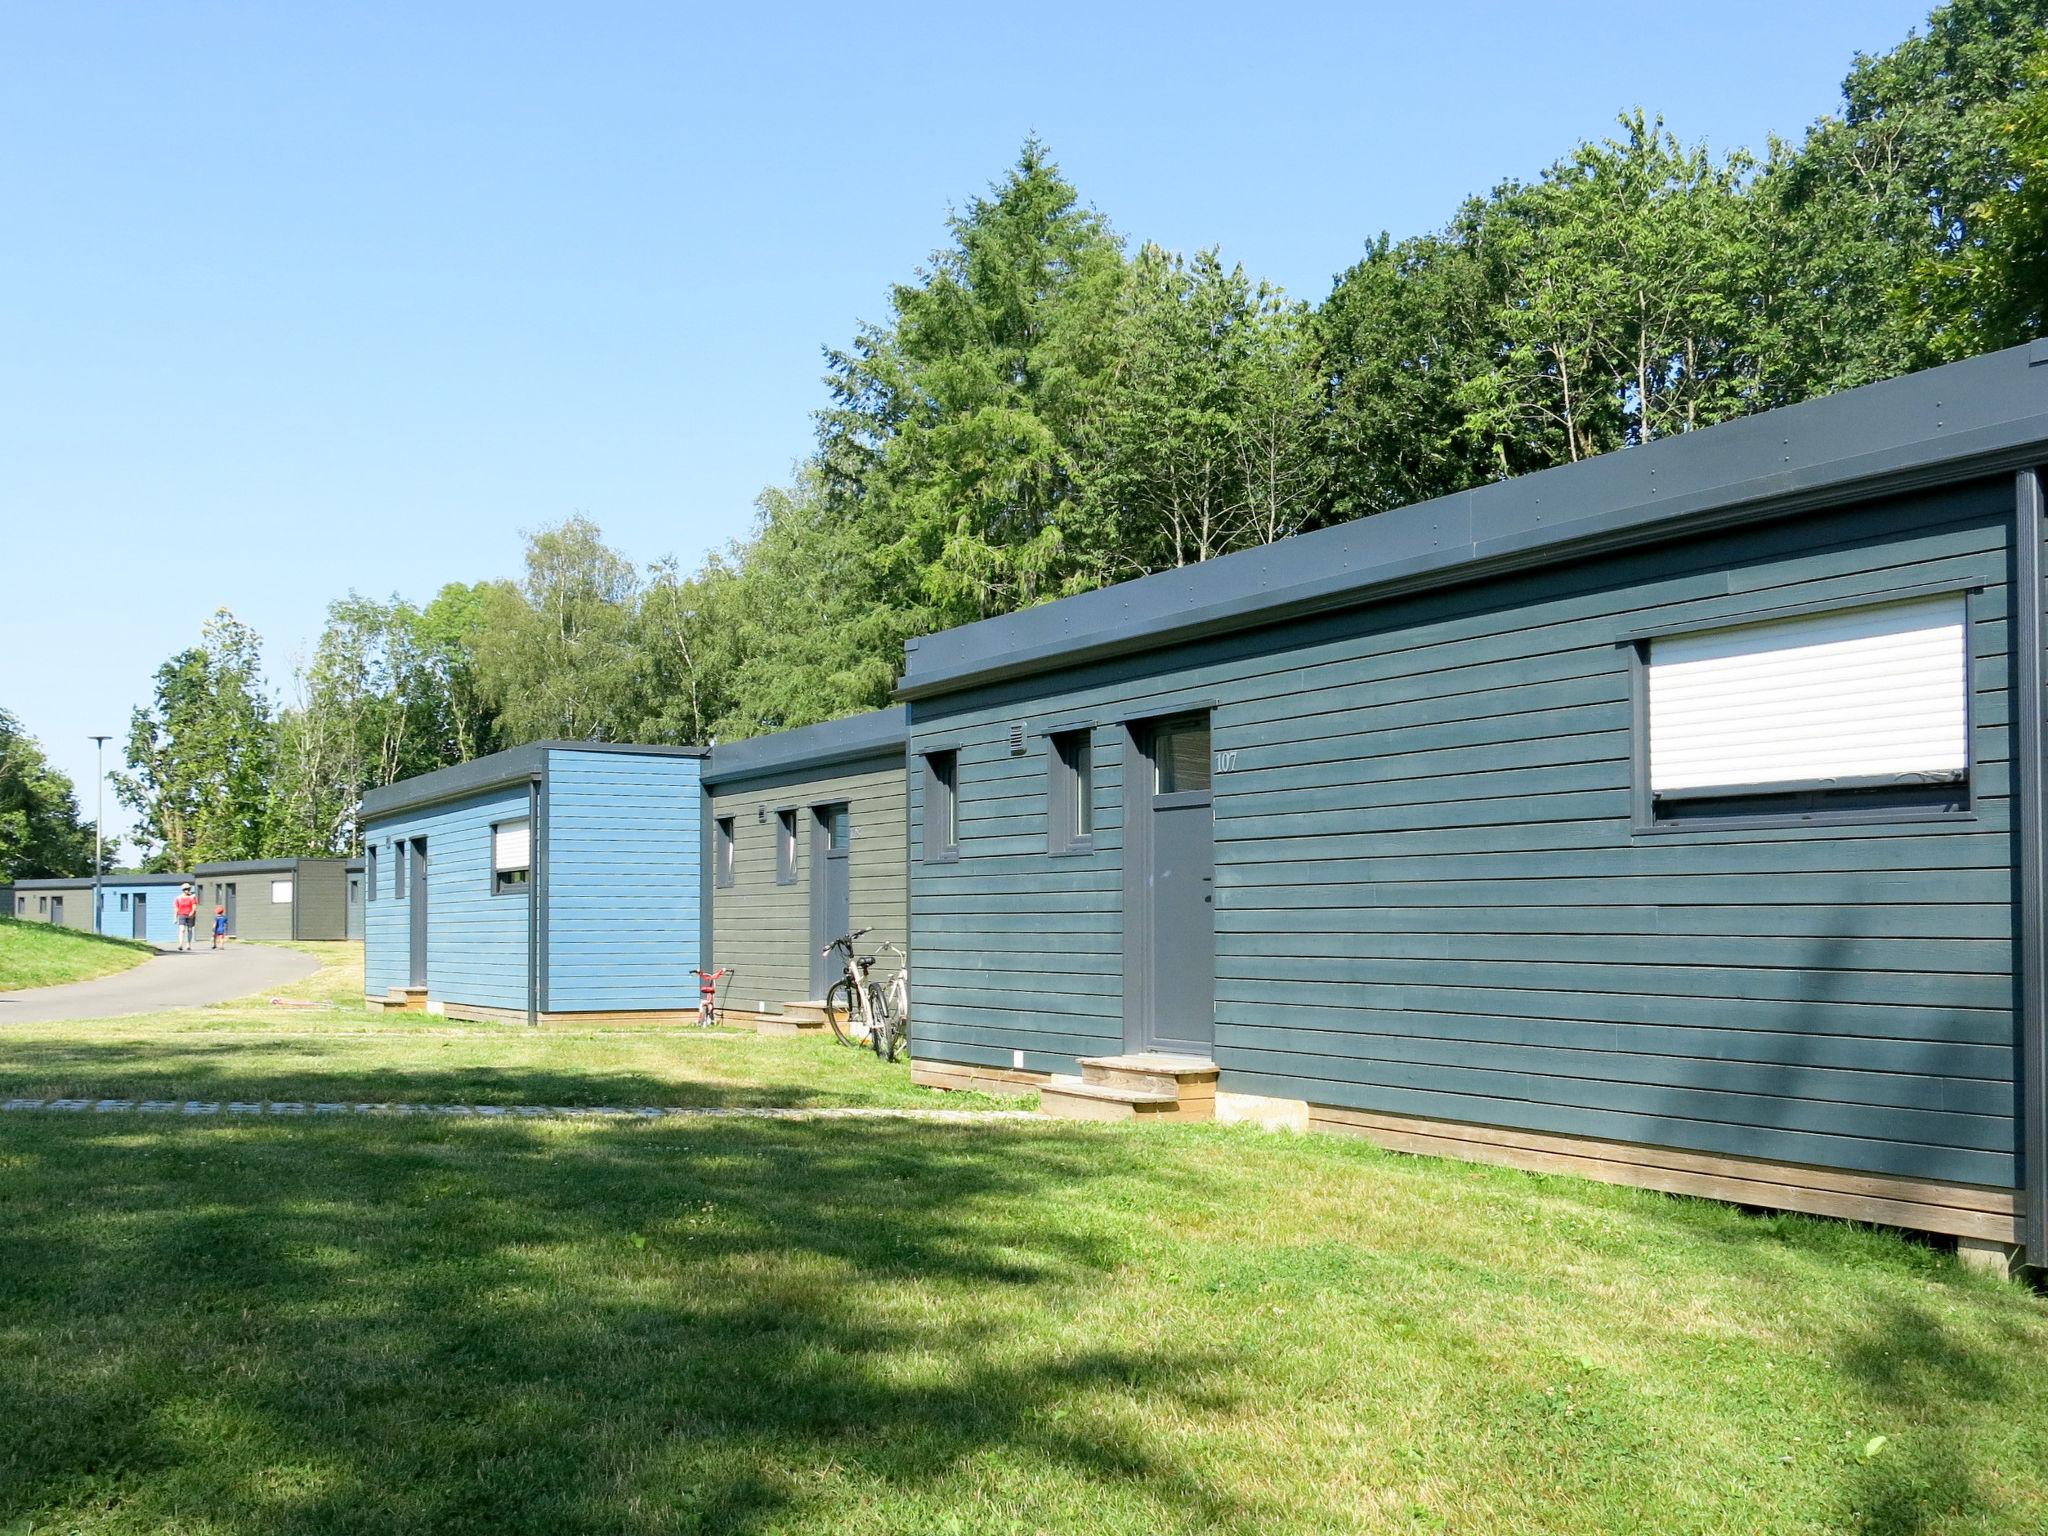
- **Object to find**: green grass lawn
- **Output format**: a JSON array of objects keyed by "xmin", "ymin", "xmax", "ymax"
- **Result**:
[
  {"xmin": 0, "ymin": 948, "xmax": 2042, "ymax": 1534},
  {"xmin": 0, "ymin": 943, "xmax": 1006, "ymax": 1111},
  {"xmin": 0, "ymin": 913, "xmax": 155, "ymax": 990}
]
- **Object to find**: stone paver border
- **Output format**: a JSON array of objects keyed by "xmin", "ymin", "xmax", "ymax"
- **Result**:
[{"xmin": 2, "ymin": 1096, "xmax": 1035, "ymax": 1124}]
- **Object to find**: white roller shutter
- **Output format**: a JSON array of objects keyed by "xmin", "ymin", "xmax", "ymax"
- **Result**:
[
  {"xmin": 494, "ymin": 818, "xmax": 532, "ymax": 871},
  {"xmin": 1647, "ymin": 595, "xmax": 1968, "ymax": 795},
  {"xmin": 270, "ymin": 879, "xmax": 294, "ymax": 904}
]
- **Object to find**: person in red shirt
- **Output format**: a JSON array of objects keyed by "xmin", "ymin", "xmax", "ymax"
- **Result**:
[{"xmin": 173, "ymin": 884, "xmax": 199, "ymax": 952}]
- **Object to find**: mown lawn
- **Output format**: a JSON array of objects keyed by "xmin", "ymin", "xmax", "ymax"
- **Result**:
[
  {"xmin": 0, "ymin": 943, "xmax": 995, "ymax": 1111},
  {"xmin": 0, "ymin": 948, "xmax": 2042, "ymax": 1534},
  {"xmin": 0, "ymin": 914, "xmax": 154, "ymax": 990}
]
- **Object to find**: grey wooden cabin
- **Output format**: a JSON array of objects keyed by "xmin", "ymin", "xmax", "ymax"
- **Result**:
[
  {"xmin": 704, "ymin": 709, "xmax": 909, "ymax": 1018},
  {"xmin": 898, "ymin": 341, "xmax": 2048, "ymax": 1266},
  {"xmin": 10, "ymin": 878, "xmax": 96, "ymax": 931},
  {"xmin": 192, "ymin": 858, "xmax": 352, "ymax": 941}
]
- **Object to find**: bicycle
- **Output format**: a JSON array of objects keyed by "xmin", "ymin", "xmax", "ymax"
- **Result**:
[
  {"xmin": 692, "ymin": 966, "xmax": 733, "ymax": 1028},
  {"xmin": 821, "ymin": 930, "xmax": 909, "ymax": 1061},
  {"xmin": 869, "ymin": 940, "xmax": 909, "ymax": 1064}
]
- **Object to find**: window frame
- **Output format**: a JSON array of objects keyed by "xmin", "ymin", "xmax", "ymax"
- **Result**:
[
  {"xmin": 922, "ymin": 749, "xmax": 960, "ymax": 862},
  {"xmin": 714, "ymin": 815, "xmax": 736, "ymax": 889},
  {"xmin": 490, "ymin": 816, "xmax": 533, "ymax": 898},
  {"xmin": 120, "ymin": 892, "xmax": 131, "ymax": 912},
  {"xmin": 1047, "ymin": 728, "xmax": 1095, "ymax": 856},
  {"xmin": 366, "ymin": 845, "xmax": 378, "ymax": 902},
  {"xmin": 1148, "ymin": 714, "xmax": 1214, "ymax": 807},
  {"xmin": 774, "ymin": 807, "xmax": 798, "ymax": 885},
  {"xmin": 393, "ymin": 841, "xmax": 407, "ymax": 900},
  {"xmin": 270, "ymin": 878, "xmax": 295, "ymax": 905},
  {"xmin": 1627, "ymin": 585, "xmax": 1981, "ymax": 835}
]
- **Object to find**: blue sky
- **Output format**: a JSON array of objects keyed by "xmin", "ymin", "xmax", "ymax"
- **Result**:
[{"xmin": 0, "ymin": 0, "xmax": 1934, "ymax": 848}]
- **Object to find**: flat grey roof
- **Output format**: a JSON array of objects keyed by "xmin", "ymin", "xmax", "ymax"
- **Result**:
[
  {"xmin": 897, "ymin": 342, "xmax": 2048, "ymax": 700},
  {"xmin": 192, "ymin": 858, "xmax": 350, "ymax": 875},
  {"xmin": 704, "ymin": 707, "xmax": 907, "ymax": 787},
  {"xmin": 359, "ymin": 740, "xmax": 707, "ymax": 823},
  {"xmin": 12, "ymin": 876, "xmax": 107, "ymax": 889}
]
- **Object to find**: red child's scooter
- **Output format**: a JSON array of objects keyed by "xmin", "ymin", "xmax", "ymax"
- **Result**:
[{"xmin": 692, "ymin": 966, "xmax": 734, "ymax": 1028}]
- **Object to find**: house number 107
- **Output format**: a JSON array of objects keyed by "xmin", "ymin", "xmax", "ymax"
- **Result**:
[{"xmin": 1214, "ymin": 749, "xmax": 1239, "ymax": 773}]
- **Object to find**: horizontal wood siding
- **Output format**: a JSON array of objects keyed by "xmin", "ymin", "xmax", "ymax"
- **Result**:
[
  {"xmin": 204, "ymin": 873, "xmax": 294, "ymax": 942},
  {"xmin": 545, "ymin": 750, "xmax": 703, "ymax": 1013},
  {"xmin": 293, "ymin": 859, "xmax": 351, "ymax": 940},
  {"xmin": 909, "ymin": 481, "xmax": 2020, "ymax": 1188},
  {"xmin": 363, "ymin": 786, "xmax": 531, "ymax": 1009},
  {"xmin": 16, "ymin": 886, "xmax": 94, "ymax": 929},
  {"xmin": 93, "ymin": 883, "xmax": 183, "ymax": 945},
  {"xmin": 711, "ymin": 757, "xmax": 908, "ymax": 1011}
]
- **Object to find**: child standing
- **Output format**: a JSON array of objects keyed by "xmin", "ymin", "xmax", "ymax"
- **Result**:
[{"xmin": 211, "ymin": 905, "xmax": 228, "ymax": 950}]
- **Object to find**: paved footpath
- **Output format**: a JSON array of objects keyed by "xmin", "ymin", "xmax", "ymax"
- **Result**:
[
  {"xmin": 0, "ymin": 1097, "xmax": 1037, "ymax": 1124},
  {"xmin": 0, "ymin": 942, "xmax": 321, "ymax": 1024}
]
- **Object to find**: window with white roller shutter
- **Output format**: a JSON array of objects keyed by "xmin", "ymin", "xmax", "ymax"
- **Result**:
[
  {"xmin": 1643, "ymin": 594, "xmax": 1971, "ymax": 821},
  {"xmin": 492, "ymin": 817, "xmax": 532, "ymax": 894}
]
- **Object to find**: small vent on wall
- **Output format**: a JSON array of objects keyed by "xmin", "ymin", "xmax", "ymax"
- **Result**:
[{"xmin": 1008, "ymin": 720, "xmax": 1026, "ymax": 755}]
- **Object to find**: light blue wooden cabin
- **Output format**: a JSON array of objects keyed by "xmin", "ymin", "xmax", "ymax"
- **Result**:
[
  {"xmin": 93, "ymin": 873, "xmax": 197, "ymax": 945},
  {"xmin": 357, "ymin": 742, "xmax": 707, "ymax": 1022}
]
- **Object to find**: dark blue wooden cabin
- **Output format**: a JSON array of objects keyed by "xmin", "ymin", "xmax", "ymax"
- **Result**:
[{"xmin": 897, "ymin": 342, "xmax": 2048, "ymax": 1265}]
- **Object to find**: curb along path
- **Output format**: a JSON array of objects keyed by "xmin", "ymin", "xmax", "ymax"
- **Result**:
[{"xmin": 1, "ymin": 1097, "xmax": 1036, "ymax": 1124}]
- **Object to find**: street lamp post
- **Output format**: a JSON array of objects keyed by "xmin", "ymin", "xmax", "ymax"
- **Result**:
[{"xmin": 88, "ymin": 735, "xmax": 110, "ymax": 934}]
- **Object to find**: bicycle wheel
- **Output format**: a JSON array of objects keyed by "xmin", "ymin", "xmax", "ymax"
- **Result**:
[
  {"xmin": 824, "ymin": 979, "xmax": 866, "ymax": 1048},
  {"xmin": 866, "ymin": 983, "xmax": 895, "ymax": 1060}
]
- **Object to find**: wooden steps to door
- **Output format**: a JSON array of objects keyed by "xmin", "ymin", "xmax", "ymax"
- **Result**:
[
  {"xmin": 1039, "ymin": 1053, "xmax": 1218, "ymax": 1122},
  {"xmin": 367, "ymin": 986, "xmax": 428, "ymax": 1014},
  {"xmin": 753, "ymin": 1000, "xmax": 831, "ymax": 1036}
]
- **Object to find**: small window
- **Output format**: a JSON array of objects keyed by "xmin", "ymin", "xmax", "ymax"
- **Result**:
[
  {"xmin": 393, "ymin": 842, "xmax": 406, "ymax": 899},
  {"xmin": 38, "ymin": 896, "xmax": 47, "ymax": 913},
  {"xmin": 120, "ymin": 892, "xmax": 131, "ymax": 912},
  {"xmin": 1049, "ymin": 730, "xmax": 1094, "ymax": 854},
  {"xmin": 775, "ymin": 809, "xmax": 798, "ymax": 885},
  {"xmin": 367, "ymin": 845, "xmax": 378, "ymax": 901},
  {"xmin": 14, "ymin": 896, "xmax": 22, "ymax": 915},
  {"xmin": 924, "ymin": 750, "xmax": 959, "ymax": 861},
  {"xmin": 270, "ymin": 878, "xmax": 294, "ymax": 904},
  {"xmin": 1643, "ymin": 594, "xmax": 1970, "ymax": 825},
  {"xmin": 821, "ymin": 803, "xmax": 849, "ymax": 853},
  {"xmin": 1152, "ymin": 716, "xmax": 1212, "ymax": 795},
  {"xmin": 715, "ymin": 816, "xmax": 735, "ymax": 888},
  {"xmin": 492, "ymin": 817, "xmax": 532, "ymax": 895}
]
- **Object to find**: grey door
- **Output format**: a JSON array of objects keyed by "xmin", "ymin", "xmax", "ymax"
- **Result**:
[
  {"xmin": 347, "ymin": 876, "xmax": 363, "ymax": 939},
  {"xmin": 810, "ymin": 804, "xmax": 851, "ymax": 997},
  {"xmin": 1131, "ymin": 715, "xmax": 1215, "ymax": 1055},
  {"xmin": 49, "ymin": 895, "xmax": 63, "ymax": 927},
  {"xmin": 132, "ymin": 892, "xmax": 147, "ymax": 940},
  {"xmin": 408, "ymin": 838, "xmax": 429, "ymax": 988}
]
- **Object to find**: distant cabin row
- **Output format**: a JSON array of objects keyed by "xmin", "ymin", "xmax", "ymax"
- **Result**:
[
  {"xmin": 10, "ymin": 858, "xmax": 366, "ymax": 943},
  {"xmin": 342, "ymin": 345, "xmax": 2048, "ymax": 1267}
]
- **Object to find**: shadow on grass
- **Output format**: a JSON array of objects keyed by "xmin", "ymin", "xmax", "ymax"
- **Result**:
[
  {"xmin": 1826, "ymin": 1292, "xmax": 2042, "ymax": 1536},
  {"xmin": 0, "ymin": 1033, "xmax": 947, "ymax": 1112},
  {"xmin": 0, "ymin": 1113, "xmax": 1245, "ymax": 1535}
]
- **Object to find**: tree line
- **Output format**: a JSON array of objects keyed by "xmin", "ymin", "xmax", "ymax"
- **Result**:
[{"xmin": 27, "ymin": 0, "xmax": 2045, "ymax": 874}]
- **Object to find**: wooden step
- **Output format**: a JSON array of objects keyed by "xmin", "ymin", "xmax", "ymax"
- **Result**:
[
  {"xmin": 380, "ymin": 986, "xmax": 429, "ymax": 1015},
  {"xmin": 1079, "ymin": 1053, "xmax": 1219, "ymax": 1099},
  {"xmin": 754, "ymin": 999, "xmax": 830, "ymax": 1036},
  {"xmin": 1039, "ymin": 1077, "xmax": 1182, "ymax": 1123}
]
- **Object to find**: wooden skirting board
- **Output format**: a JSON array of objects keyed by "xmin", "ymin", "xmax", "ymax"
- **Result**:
[
  {"xmin": 432, "ymin": 1001, "xmax": 707, "ymax": 1029},
  {"xmin": 1311, "ymin": 1103, "xmax": 2020, "ymax": 1244}
]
